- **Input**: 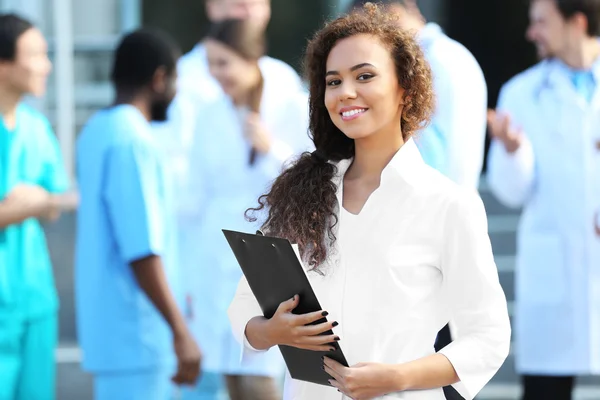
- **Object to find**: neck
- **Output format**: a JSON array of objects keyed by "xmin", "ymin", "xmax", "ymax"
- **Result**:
[
  {"xmin": 0, "ymin": 84, "xmax": 23, "ymax": 129},
  {"xmin": 347, "ymin": 126, "xmax": 405, "ymax": 179},
  {"xmin": 561, "ymin": 37, "xmax": 600, "ymax": 70},
  {"xmin": 114, "ymin": 89, "xmax": 151, "ymax": 122}
]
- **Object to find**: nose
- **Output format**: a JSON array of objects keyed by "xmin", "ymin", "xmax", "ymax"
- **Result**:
[{"xmin": 337, "ymin": 81, "xmax": 357, "ymax": 102}]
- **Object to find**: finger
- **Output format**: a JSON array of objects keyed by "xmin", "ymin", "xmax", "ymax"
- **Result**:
[
  {"xmin": 298, "ymin": 320, "xmax": 338, "ymax": 336},
  {"xmin": 293, "ymin": 333, "xmax": 340, "ymax": 346},
  {"xmin": 278, "ymin": 295, "xmax": 300, "ymax": 313},
  {"xmin": 171, "ymin": 365, "xmax": 186, "ymax": 385},
  {"xmin": 328, "ymin": 379, "xmax": 347, "ymax": 395},
  {"xmin": 323, "ymin": 356, "xmax": 347, "ymax": 376},
  {"xmin": 499, "ymin": 113, "xmax": 511, "ymax": 137},
  {"xmin": 323, "ymin": 363, "xmax": 344, "ymax": 383},
  {"xmin": 181, "ymin": 363, "xmax": 199, "ymax": 385},
  {"xmin": 486, "ymin": 109, "xmax": 496, "ymax": 126},
  {"xmin": 294, "ymin": 344, "xmax": 336, "ymax": 352},
  {"xmin": 296, "ymin": 309, "xmax": 329, "ymax": 325}
]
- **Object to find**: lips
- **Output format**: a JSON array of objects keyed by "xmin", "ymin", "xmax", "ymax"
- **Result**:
[{"xmin": 340, "ymin": 107, "xmax": 368, "ymax": 121}]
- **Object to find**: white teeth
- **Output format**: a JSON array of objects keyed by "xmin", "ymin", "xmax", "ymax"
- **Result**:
[{"xmin": 342, "ymin": 109, "xmax": 366, "ymax": 117}]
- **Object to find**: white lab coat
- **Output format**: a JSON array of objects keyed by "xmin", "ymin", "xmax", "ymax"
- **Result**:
[
  {"xmin": 177, "ymin": 75, "xmax": 313, "ymax": 375},
  {"xmin": 229, "ymin": 139, "xmax": 511, "ymax": 400},
  {"xmin": 153, "ymin": 43, "xmax": 305, "ymax": 217},
  {"xmin": 487, "ymin": 58, "xmax": 600, "ymax": 375},
  {"xmin": 415, "ymin": 23, "xmax": 488, "ymax": 190}
]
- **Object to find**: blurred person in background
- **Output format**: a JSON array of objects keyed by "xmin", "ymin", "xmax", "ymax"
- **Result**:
[
  {"xmin": 179, "ymin": 19, "xmax": 313, "ymax": 400},
  {"xmin": 487, "ymin": 0, "xmax": 600, "ymax": 399},
  {"xmin": 349, "ymin": 2, "xmax": 488, "ymax": 399},
  {"xmin": 0, "ymin": 13, "xmax": 77, "ymax": 400},
  {"xmin": 154, "ymin": 0, "xmax": 305, "ymax": 217},
  {"xmin": 153, "ymin": 1, "xmax": 307, "ymax": 398},
  {"xmin": 75, "ymin": 29, "xmax": 201, "ymax": 400}
]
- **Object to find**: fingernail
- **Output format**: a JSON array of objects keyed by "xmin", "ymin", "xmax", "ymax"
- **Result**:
[
  {"xmin": 322, "ymin": 311, "xmax": 329, "ymax": 317},
  {"xmin": 332, "ymin": 321, "xmax": 338, "ymax": 327},
  {"xmin": 329, "ymin": 347, "xmax": 336, "ymax": 352},
  {"xmin": 334, "ymin": 336, "xmax": 340, "ymax": 341}
]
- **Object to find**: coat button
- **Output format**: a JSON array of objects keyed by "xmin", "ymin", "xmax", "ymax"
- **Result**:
[{"xmin": 596, "ymin": 140, "xmax": 600, "ymax": 151}]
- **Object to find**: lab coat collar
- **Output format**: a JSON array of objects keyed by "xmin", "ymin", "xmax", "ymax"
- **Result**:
[
  {"xmin": 546, "ymin": 42, "xmax": 600, "ymax": 86},
  {"xmin": 332, "ymin": 137, "xmax": 425, "ymax": 188}
]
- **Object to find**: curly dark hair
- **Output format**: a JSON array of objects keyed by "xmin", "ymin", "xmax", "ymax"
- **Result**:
[{"xmin": 246, "ymin": 2, "xmax": 434, "ymax": 272}]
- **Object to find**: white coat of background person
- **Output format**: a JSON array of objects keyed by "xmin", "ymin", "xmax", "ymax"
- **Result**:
[
  {"xmin": 487, "ymin": 0, "xmax": 600, "ymax": 398},
  {"xmin": 180, "ymin": 19, "xmax": 314, "ymax": 400},
  {"xmin": 350, "ymin": 0, "xmax": 488, "ymax": 190},
  {"xmin": 157, "ymin": 0, "xmax": 304, "ymax": 183}
]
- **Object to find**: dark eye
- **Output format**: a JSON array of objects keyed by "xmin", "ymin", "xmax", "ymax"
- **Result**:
[
  {"xmin": 326, "ymin": 79, "xmax": 341, "ymax": 87},
  {"xmin": 357, "ymin": 73, "xmax": 374, "ymax": 81}
]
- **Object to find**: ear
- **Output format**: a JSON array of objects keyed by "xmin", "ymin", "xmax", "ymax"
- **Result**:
[
  {"xmin": 151, "ymin": 66, "xmax": 168, "ymax": 94},
  {"xmin": 570, "ymin": 12, "xmax": 589, "ymax": 35}
]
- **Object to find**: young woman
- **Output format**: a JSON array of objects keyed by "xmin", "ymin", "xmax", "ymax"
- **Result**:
[
  {"xmin": 180, "ymin": 19, "xmax": 313, "ymax": 400},
  {"xmin": 228, "ymin": 3, "xmax": 510, "ymax": 400}
]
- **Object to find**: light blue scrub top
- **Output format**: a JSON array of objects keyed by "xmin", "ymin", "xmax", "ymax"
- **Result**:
[
  {"xmin": 0, "ymin": 103, "xmax": 68, "ymax": 321},
  {"xmin": 75, "ymin": 105, "xmax": 180, "ymax": 373}
]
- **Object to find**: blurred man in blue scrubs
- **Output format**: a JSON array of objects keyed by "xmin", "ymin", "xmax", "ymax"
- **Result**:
[
  {"xmin": 0, "ymin": 13, "xmax": 76, "ymax": 400},
  {"xmin": 75, "ymin": 29, "xmax": 202, "ymax": 400}
]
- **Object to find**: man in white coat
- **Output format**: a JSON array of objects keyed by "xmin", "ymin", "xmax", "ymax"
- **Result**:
[{"xmin": 487, "ymin": 0, "xmax": 600, "ymax": 398}]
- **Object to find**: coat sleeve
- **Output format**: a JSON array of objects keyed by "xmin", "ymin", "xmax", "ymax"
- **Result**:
[
  {"xmin": 486, "ymin": 83, "xmax": 536, "ymax": 208},
  {"xmin": 437, "ymin": 190, "xmax": 511, "ymax": 400},
  {"xmin": 227, "ymin": 274, "xmax": 270, "ymax": 364}
]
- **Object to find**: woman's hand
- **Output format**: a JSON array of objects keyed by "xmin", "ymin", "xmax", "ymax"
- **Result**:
[
  {"xmin": 264, "ymin": 295, "xmax": 340, "ymax": 351},
  {"xmin": 245, "ymin": 112, "xmax": 272, "ymax": 154},
  {"xmin": 323, "ymin": 357, "xmax": 404, "ymax": 400}
]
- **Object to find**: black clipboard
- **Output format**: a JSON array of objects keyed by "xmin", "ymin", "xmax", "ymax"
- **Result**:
[{"xmin": 222, "ymin": 229, "xmax": 349, "ymax": 386}]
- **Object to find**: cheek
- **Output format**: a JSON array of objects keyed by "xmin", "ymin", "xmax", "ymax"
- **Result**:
[{"xmin": 324, "ymin": 89, "xmax": 338, "ymax": 117}]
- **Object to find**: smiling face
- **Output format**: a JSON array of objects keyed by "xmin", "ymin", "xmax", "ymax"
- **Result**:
[
  {"xmin": 205, "ymin": 38, "xmax": 259, "ymax": 101},
  {"xmin": 324, "ymin": 33, "xmax": 405, "ymax": 141},
  {"xmin": 526, "ymin": 0, "xmax": 575, "ymax": 60},
  {"xmin": 0, "ymin": 27, "xmax": 52, "ymax": 97}
]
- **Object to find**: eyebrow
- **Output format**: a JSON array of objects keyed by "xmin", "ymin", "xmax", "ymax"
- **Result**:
[{"xmin": 325, "ymin": 63, "xmax": 375, "ymax": 77}]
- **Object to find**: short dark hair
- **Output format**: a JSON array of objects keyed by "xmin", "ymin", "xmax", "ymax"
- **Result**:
[
  {"xmin": 111, "ymin": 28, "xmax": 180, "ymax": 90},
  {"xmin": 0, "ymin": 13, "xmax": 34, "ymax": 61},
  {"xmin": 554, "ymin": 0, "xmax": 600, "ymax": 36}
]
